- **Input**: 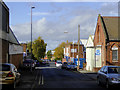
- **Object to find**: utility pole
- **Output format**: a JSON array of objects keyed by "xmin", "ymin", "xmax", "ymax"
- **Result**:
[
  {"xmin": 31, "ymin": 6, "xmax": 35, "ymax": 72},
  {"xmin": 77, "ymin": 25, "xmax": 80, "ymax": 70}
]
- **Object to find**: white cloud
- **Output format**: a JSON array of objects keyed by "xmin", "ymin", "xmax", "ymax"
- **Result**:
[
  {"xmin": 32, "ymin": 12, "xmax": 51, "ymax": 16},
  {"xmin": 11, "ymin": 2, "xmax": 118, "ymax": 51}
]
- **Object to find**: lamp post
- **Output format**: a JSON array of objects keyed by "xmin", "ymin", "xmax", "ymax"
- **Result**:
[
  {"xmin": 72, "ymin": 37, "xmax": 74, "ymax": 62},
  {"xmin": 64, "ymin": 31, "xmax": 68, "ymax": 61},
  {"xmin": 77, "ymin": 25, "xmax": 80, "ymax": 70},
  {"xmin": 31, "ymin": 6, "xmax": 35, "ymax": 72}
]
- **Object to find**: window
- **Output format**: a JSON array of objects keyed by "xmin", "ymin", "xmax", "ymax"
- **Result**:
[
  {"xmin": 108, "ymin": 67, "xmax": 120, "ymax": 74},
  {"xmin": 103, "ymin": 66, "xmax": 108, "ymax": 74},
  {"xmin": 112, "ymin": 50, "xmax": 118, "ymax": 61},
  {"xmin": 0, "ymin": 64, "xmax": 10, "ymax": 71},
  {"xmin": 100, "ymin": 66, "xmax": 105, "ymax": 72},
  {"xmin": 112, "ymin": 46, "xmax": 118, "ymax": 61}
]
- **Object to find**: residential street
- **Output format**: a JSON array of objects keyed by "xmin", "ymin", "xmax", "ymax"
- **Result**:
[{"xmin": 15, "ymin": 62, "xmax": 104, "ymax": 89}]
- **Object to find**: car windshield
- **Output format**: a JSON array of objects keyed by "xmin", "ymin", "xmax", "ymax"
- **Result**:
[
  {"xmin": 0, "ymin": 64, "xmax": 10, "ymax": 71},
  {"xmin": 23, "ymin": 60, "xmax": 33, "ymax": 63},
  {"xmin": 57, "ymin": 62, "xmax": 62, "ymax": 64},
  {"xmin": 71, "ymin": 63, "xmax": 75, "ymax": 65},
  {"xmin": 108, "ymin": 67, "xmax": 120, "ymax": 74},
  {"xmin": 64, "ymin": 62, "xmax": 67, "ymax": 64}
]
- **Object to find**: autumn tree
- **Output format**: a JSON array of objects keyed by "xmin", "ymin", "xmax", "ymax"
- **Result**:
[
  {"xmin": 27, "ymin": 37, "xmax": 47, "ymax": 60},
  {"xmin": 47, "ymin": 50, "xmax": 52, "ymax": 60},
  {"xmin": 27, "ymin": 41, "xmax": 32, "ymax": 53},
  {"xmin": 53, "ymin": 41, "xmax": 72, "ymax": 60}
]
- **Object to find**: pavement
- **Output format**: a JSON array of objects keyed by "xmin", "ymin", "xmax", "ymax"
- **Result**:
[
  {"xmin": 16, "ymin": 68, "xmax": 37, "ymax": 89},
  {"xmin": 78, "ymin": 69, "xmax": 98, "ymax": 80}
]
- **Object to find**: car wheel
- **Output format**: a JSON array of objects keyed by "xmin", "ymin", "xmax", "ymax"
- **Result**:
[
  {"xmin": 106, "ymin": 80, "xmax": 110, "ymax": 88},
  {"xmin": 97, "ymin": 77, "xmax": 101, "ymax": 86},
  {"xmin": 75, "ymin": 68, "xmax": 77, "ymax": 71},
  {"xmin": 11, "ymin": 82, "xmax": 16, "ymax": 89}
]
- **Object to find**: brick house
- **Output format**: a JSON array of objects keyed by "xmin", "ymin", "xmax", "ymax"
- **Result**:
[
  {"xmin": 94, "ymin": 14, "xmax": 120, "ymax": 71},
  {"xmin": 0, "ymin": 1, "xmax": 9, "ymax": 63},
  {"xmin": 64, "ymin": 43, "xmax": 84, "ymax": 62}
]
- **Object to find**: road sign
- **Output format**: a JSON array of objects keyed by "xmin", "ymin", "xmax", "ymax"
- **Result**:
[{"xmin": 95, "ymin": 49, "xmax": 101, "ymax": 55}]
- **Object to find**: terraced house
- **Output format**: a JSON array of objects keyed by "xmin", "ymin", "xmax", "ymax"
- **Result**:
[{"xmin": 94, "ymin": 14, "xmax": 120, "ymax": 71}]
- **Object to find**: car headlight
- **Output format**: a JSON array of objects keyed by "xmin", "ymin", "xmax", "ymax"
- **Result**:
[{"xmin": 111, "ymin": 78, "xmax": 118, "ymax": 81}]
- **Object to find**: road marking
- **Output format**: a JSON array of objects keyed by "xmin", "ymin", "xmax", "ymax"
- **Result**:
[
  {"xmin": 42, "ymin": 75, "xmax": 44, "ymax": 85},
  {"xmin": 35, "ymin": 67, "xmax": 56, "ymax": 69},
  {"xmin": 31, "ymin": 70, "xmax": 39, "ymax": 90},
  {"xmin": 38, "ymin": 74, "xmax": 44, "ymax": 85},
  {"xmin": 38, "ymin": 75, "xmax": 41, "ymax": 85}
]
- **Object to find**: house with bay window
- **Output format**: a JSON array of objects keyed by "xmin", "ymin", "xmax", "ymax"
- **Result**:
[{"xmin": 94, "ymin": 14, "xmax": 120, "ymax": 71}]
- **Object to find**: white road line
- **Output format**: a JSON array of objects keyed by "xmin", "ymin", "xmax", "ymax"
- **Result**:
[
  {"xmin": 42, "ymin": 75, "xmax": 44, "ymax": 85},
  {"xmin": 38, "ymin": 75, "xmax": 41, "ymax": 85},
  {"xmin": 31, "ymin": 70, "xmax": 39, "ymax": 90},
  {"xmin": 35, "ymin": 67, "xmax": 56, "ymax": 69}
]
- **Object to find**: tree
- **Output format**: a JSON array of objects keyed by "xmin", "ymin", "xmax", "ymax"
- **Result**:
[
  {"xmin": 53, "ymin": 41, "xmax": 72, "ymax": 60},
  {"xmin": 27, "ymin": 41, "xmax": 32, "ymax": 53},
  {"xmin": 47, "ymin": 50, "xmax": 52, "ymax": 60},
  {"xmin": 32, "ymin": 37, "xmax": 47, "ymax": 60}
]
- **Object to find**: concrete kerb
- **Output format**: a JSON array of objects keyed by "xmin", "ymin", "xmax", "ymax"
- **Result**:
[{"xmin": 77, "ymin": 69, "xmax": 98, "ymax": 80}]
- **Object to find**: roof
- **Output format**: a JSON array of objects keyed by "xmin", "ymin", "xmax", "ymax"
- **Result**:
[
  {"xmin": 0, "ymin": 0, "xmax": 9, "ymax": 11},
  {"xmin": 80, "ymin": 39, "xmax": 88, "ymax": 47},
  {"xmin": 86, "ymin": 35, "xmax": 94, "ymax": 47},
  {"xmin": 100, "ymin": 15, "xmax": 120, "ymax": 41},
  {"xmin": 8, "ymin": 28, "xmax": 19, "ymax": 44}
]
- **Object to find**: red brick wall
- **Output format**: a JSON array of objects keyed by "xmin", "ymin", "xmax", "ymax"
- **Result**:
[
  {"xmin": 65, "ymin": 44, "xmax": 84, "ymax": 58},
  {"xmin": 10, "ymin": 54, "xmax": 23, "ymax": 68},
  {"xmin": 70, "ymin": 44, "xmax": 84, "ymax": 58},
  {"xmin": 94, "ymin": 16, "xmax": 106, "ymax": 67},
  {"xmin": 106, "ymin": 42, "xmax": 120, "ymax": 66},
  {"xmin": 94, "ymin": 15, "xmax": 120, "ymax": 67},
  {"xmin": 20, "ymin": 43, "xmax": 27, "ymax": 52}
]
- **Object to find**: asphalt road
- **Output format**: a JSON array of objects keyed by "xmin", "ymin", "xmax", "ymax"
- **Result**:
[{"xmin": 15, "ymin": 62, "xmax": 104, "ymax": 89}]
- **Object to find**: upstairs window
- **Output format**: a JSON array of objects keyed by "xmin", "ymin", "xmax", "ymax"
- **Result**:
[
  {"xmin": 97, "ymin": 24, "xmax": 100, "ymax": 43},
  {"xmin": 112, "ymin": 46, "xmax": 118, "ymax": 61}
]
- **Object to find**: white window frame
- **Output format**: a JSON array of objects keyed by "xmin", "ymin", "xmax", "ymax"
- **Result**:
[{"xmin": 112, "ymin": 46, "xmax": 118, "ymax": 62}]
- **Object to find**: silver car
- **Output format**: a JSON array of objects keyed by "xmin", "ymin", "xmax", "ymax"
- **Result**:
[{"xmin": 97, "ymin": 66, "xmax": 120, "ymax": 88}]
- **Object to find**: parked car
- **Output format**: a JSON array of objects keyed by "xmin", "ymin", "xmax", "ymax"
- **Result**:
[
  {"xmin": 23, "ymin": 59, "xmax": 35, "ymax": 69},
  {"xmin": 41, "ymin": 60, "xmax": 46, "ymax": 65},
  {"xmin": 66, "ymin": 62, "xmax": 77, "ymax": 71},
  {"xmin": 55, "ymin": 60, "xmax": 62, "ymax": 68},
  {"xmin": 0, "ymin": 63, "xmax": 21, "ymax": 89},
  {"xmin": 41, "ymin": 59, "xmax": 50, "ymax": 66},
  {"xmin": 36, "ymin": 60, "xmax": 40, "ymax": 67},
  {"xmin": 97, "ymin": 66, "xmax": 120, "ymax": 88},
  {"xmin": 62, "ymin": 62, "xmax": 68, "ymax": 69}
]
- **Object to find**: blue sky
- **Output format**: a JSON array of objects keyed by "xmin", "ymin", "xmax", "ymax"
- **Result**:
[
  {"xmin": 4, "ymin": 1, "xmax": 118, "ymax": 51},
  {"xmin": 6, "ymin": 2, "xmax": 103, "ymax": 25}
]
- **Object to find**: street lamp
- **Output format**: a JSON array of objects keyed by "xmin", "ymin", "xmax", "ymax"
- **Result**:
[{"xmin": 31, "ymin": 6, "xmax": 35, "ymax": 72}]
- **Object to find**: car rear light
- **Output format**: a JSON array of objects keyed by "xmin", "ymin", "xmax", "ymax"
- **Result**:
[{"xmin": 6, "ymin": 72, "xmax": 14, "ymax": 77}]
